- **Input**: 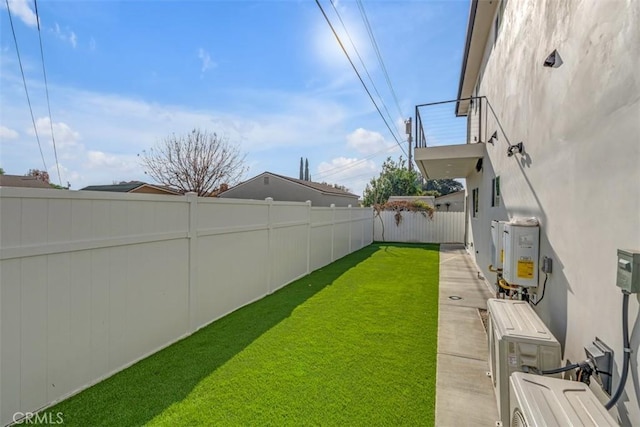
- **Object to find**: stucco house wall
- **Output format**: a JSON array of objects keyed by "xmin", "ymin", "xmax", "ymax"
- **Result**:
[
  {"xmin": 434, "ymin": 191, "xmax": 465, "ymax": 212},
  {"xmin": 218, "ymin": 172, "xmax": 359, "ymax": 207},
  {"xmin": 466, "ymin": 0, "xmax": 640, "ymax": 423}
]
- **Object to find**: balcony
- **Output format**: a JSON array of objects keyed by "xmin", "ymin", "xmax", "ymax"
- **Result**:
[{"xmin": 413, "ymin": 97, "xmax": 488, "ymax": 179}]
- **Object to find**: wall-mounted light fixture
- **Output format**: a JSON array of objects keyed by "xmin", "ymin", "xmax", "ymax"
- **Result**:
[
  {"xmin": 488, "ymin": 131, "xmax": 498, "ymax": 145},
  {"xmin": 507, "ymin": 142, "xmax": 524, "ymax": 157},
  {"xmin": 543, "ymin": 49, "xmax": 563, "ymax": 68}
]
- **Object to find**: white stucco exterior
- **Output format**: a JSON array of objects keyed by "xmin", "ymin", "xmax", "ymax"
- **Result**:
[
  {"xmin": 434, "ymin": 190, "xmax": 465, "ymax": 212},
  {"xmin": 424, "ymin": 0, "xmax": 640, "ymax": 424}
]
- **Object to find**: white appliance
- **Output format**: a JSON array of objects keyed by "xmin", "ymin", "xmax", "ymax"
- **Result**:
[
  {"xmin": 510, "ymin": 372, "xmax": 617, "ymax": 426},
  {"xmin": 491, "ymin": 220, "xmax": 506, "ymax": 269},
  {"xmin": 488, "ymin": 299, "xmax": 561, "ymax": 427},
  {"xmin": 503, "ymin": 223, "xmax": 540, "ymax": 287}
]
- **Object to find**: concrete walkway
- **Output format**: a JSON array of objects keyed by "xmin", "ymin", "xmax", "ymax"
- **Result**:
[{"xmin": 435, "ymin": 244, "xmax": 499, "ymax": 426}]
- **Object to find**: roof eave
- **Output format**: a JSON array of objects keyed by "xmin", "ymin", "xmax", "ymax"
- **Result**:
[
  {"xmin": 455, "ymin": 0, "xmax": 479, "ymax": 117},
  {"xmin": 455, "ymin": 0, "xmax": 499, "ymax": 117}
]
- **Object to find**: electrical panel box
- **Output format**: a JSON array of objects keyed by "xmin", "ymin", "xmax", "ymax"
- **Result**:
[
  {"xmin": 491, "ymin": 220, "xmax": 506, "ymax": 269},
  {"xmin": 503, "ymin": 223, "xmax": 540, "ymax": 287},
  {"xmin": 617, "ymin": 249, "xmax": 640, "ymax": 293}
]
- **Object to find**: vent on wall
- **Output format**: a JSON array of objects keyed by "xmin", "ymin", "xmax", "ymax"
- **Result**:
[{"xmin": 263, "ymin": 176, "xmax": 269, "ymax": 185}]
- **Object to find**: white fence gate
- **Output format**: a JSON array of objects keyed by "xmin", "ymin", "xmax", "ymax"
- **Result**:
[
  {"xmin": 0, "ymin": 188, "xmax": 373, "ymax": 425},
  {"xmin": 373, "ymin": 211, "xmax": 465, "ymax": 243}
]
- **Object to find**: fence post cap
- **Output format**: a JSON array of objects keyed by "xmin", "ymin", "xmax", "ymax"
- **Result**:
[{"xmin": 265, "ymin": 197, "xmax": 274, "ymax": 202}]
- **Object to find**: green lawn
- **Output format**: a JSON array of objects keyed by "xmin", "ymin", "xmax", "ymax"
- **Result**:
[{"xmin": 41, "ymin": 243, "xmax": 440, "ymax": 426}]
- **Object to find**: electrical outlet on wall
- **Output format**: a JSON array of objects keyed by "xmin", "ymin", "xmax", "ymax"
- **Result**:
[{"xmin": 541, "ymin": 256, "xmax": 553, "ymax": 274}]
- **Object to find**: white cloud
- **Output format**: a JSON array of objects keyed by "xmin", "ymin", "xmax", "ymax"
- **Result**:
[
  {"xmin": 52, "ymin": 23, "xmax": 78, "ymax": 48},
  {"xmin": 89, "ymin": 37, "xmax": 96, "ymax": 51},
  {"xmin": 0, "ymin": 125, "xmax": 19, "ymax": 140},
  {"xmin": 87, "ymin": 150, "xmax": 137, "ymax": 170},
  {"xmin": 31, "ymin": 117, "xmax": 81, "ymax": 149},
  {"xmin": 5, "ymin": 0, "xmax": 38, "ymax": 28},
  {"xmin": 316, "ymin": 156, "xmax": 378, "ymax": 196},
  {"xmin": 198, "ymin": 48, "xmax": 215, "ymax": 74},
  {"xmin": 346, "ymin": 128, "xmax": 391, "ymax": 154}
]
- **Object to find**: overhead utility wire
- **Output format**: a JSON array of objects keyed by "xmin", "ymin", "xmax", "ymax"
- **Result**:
[
  {"xmin": 314, "ymin": 143, "xmax": 399, "ymax": 180},
  {"xmin": 34, "ymin": 0, "xmax": 62, "ymax": 185},
  {"xmin": 329, "ymin": 0, "xmax": 400, "ymax": 143},
  {"xmin": 315, "ymin": 0, "xmax": 407, "ymax": 158},
  {"xmin": 356, "ymin": 0, "xmax": 404, "ymax": 120},
  {"xmin": 5, "ymin": 0, "xmax": 48, "ymax": 173}
]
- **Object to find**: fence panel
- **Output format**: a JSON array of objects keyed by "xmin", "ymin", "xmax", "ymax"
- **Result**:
[
  {"xmin": 373, "ymin": 211, "xmax": 465, "ymax": 243},
  {"xmin": 0, "ymin": 188, "xmax": 373, "ymax": 426}
]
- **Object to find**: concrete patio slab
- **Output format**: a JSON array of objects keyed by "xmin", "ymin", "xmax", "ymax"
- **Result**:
[{"xmin": 436, "ymin": 244, "xmax": 499, "ymax": 426}]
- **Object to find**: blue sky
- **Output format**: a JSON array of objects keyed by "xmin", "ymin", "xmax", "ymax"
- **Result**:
[{"xmin": 1, "ymin": 0, "xmax": 469, "ymax": 195}]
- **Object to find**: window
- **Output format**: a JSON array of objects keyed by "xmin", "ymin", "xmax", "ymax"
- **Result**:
[
  {"xmin": 472, "ymin": 188, "xmax": 479, "ymax": 218},
  {"xmin": 491, "ymin": 176, "xmax": 501, "ymax": 207}
]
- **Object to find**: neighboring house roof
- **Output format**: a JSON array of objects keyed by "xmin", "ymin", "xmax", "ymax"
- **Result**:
[
  {"xmin": 0, "ymin": 174, "xmax": 52, "ymax": 189},
  {"xmin": 81, "ymin": 181, "xmax": 182, "ymax": 195},
  {"xmin": 270, "ymin": 172, "xmax": 359, "ymax": 197},
  {"xmin": 434, "ymin": 190, "xmax": 465, "ymax": 201},
  {"xmin": 221, "ymin": 172, "xmax": 359, "ymax": 198}
]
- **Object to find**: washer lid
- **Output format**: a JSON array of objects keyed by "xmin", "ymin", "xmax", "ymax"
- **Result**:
[{"xmin": 510, "ymin": 372, "xmax": 617, "ymax": 426}]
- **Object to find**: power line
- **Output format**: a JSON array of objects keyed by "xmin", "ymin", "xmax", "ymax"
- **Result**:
[
  {"xmin": 34, "ymin": 0, "xmax": 62, "ymax": 185},
  {"xmin": 315, "ymin": 0, "xmax": 407, "ymax": 157},
  {"xmin": 329, "ymin": 0, "xmax": 400, "ymax": 142},
  {"xmin": 314, "ymin": 143, "xmax": 399, "ymax": 180},
  {"xmin": 356, "ymin": 0, "xmax": 404, "ymax": 120},
  {"xmin": 5, "ymin": 0, "xmax": 48, "ymax": 173}
]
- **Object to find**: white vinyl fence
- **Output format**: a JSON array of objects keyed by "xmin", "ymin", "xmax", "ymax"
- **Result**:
[
  {"xmin": 373, "ymin": 211, "xmax": 465, "ymax": 243},
  {"xmin": 0, "ymin": 188, "xmax": 373, "ymax": 426}
]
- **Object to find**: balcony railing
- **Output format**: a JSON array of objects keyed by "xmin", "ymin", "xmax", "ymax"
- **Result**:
[{"xmin": 415, "ymin": 96, "xmax": 488, "ymax": 149}]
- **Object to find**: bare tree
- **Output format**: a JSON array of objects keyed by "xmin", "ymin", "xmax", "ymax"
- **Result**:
[{"xmin": 140, "ymin": 129, "xmax": 247, "ymax": 196}]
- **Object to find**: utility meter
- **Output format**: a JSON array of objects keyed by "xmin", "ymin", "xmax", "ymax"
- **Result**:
[
  {"xmin": 491, "ymin": 220, "xmax": 506, "ymax": 269},
  {"xmin": 616, "ymin": 249, "xmax": 640, "ymax": 293},
  {"xmin": 503, "ymin": 223, "xmax": 540, "ymax": 287}
]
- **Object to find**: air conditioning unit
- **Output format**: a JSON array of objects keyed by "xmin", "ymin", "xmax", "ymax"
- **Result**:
[
  {"xmin": 510, "ymin": 372, "xmax": 617, "ymax": 426},
  {"xmin": 487, "ymin": 299, "xmax": 561, "ymax": 427}
]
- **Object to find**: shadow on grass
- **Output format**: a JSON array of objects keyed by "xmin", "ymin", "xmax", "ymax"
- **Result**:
[
  {"xmin": 375, "ymin": 241, "xmax": 440, "ymax": 255},
  {"xmin": 47, "ymin": 244, "xmax": 390, "ymax": 426}
]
